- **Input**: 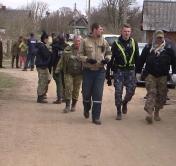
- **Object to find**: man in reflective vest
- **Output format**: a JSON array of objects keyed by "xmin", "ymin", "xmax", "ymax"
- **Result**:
[{"xmin": 107, "ymin": 23, "xmax": 139, "ymax": 120}]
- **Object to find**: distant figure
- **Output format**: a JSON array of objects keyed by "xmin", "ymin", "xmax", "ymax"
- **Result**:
[
  {"xmin": 0, "ymin": 39, "xmax": 4, "ymax": 68},
  {"xmin": 19, "ymin": 36, "xmax": 28, "ymax": 68},
  {"xmin": 23, "ymin": 33, "xmax": 37, "ymax": 71},
  {"xmin": 11, "ymin": 40, "xmax": 20, "ymax": 68}
]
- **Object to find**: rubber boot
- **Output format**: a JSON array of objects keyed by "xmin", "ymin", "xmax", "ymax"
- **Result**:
[
  {"xmin": 116, "ymin": 107, "xmax": 122, "ymax": 120},
  {"xmin": 145, "ymin": 111, "xmax": 153, "ymax": 124},
  {"xmin": 154, "ymin": 109, "xmax": 161, "ymax": 121},
  {"xmin": 70, "ymin": 99, "xmax": 77, "ymax": 112},
  {"xmin": 92, "ymin": 119, "xmax": 101, "ymax": 125},
  {"xmin": 53, "ymin": 97, "xmax": 62, "ymax": 104},
  {"xmin": 122, "ymin": 101, "xmax": 128, "ymax": 114},
  {"xmin": 63, "ymin": 100, "xmax": 71, "ymax": 113}
]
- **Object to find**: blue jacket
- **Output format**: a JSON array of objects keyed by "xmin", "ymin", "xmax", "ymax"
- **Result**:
[{"xmin": 28, "ymin": 37, "xmax": 37, "ymax": 54}]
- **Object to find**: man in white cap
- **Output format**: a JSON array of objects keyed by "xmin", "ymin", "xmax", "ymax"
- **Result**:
[{"xmin": 136, "ymin": 30, "xmax": 176, "ymax": 124}]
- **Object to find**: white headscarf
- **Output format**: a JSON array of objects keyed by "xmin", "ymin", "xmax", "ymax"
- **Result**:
[{"xmin": 150, "ymin": 30, "xmax": 165, "ymax": 56}]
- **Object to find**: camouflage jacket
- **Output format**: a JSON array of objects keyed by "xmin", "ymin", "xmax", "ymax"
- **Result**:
[
  {"xmin": 56, "ymin": 44, "xmax": 82, "ymax": 75},
  {"xmin": 78, "ymin": 34, "xmax": 112, "ymax": 70}
]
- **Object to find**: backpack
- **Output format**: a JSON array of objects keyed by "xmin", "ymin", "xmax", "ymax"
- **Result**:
[{"xmin": 66, "ymin": 56, "xmax": 82, "ymax": 75}]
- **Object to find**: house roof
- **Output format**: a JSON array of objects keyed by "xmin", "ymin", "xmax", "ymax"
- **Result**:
[
  {"xmin": 69, "ymin": 17, "xmax": 88, "ymax": 27},
  {"xmin": 142, "ymin": 0, "xmax": 176, "ymax": 31},
  {"xmin": 0, "ymin": 8, "xmax": 30, "ymax": 28}
]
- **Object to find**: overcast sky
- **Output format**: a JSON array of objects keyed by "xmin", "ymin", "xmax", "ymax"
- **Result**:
[{"xmin": 0, "ymin": 0, "xmax": 143, "ymax": 13}]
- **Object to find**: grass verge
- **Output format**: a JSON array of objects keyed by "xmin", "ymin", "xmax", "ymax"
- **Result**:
[{"xmin": 0, "ymin": 72, "xmax": 17, "ymax": 89}]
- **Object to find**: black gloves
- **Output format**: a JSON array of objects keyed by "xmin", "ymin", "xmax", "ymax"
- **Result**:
[
  {"xmin": 101, "ymin": 58, "xmax": 109, "ymax": 65},
  {"xmin": 107, "ymin": 78, "xmax": 112, "ymax": 86},
  {"xmin": 86, "ymin": 58, "xmax": 97, "ymax": 64}
]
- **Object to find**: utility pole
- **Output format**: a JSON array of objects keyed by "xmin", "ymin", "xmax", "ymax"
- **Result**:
[{"xmin": 88, "ymin": 0, "xmax": 91, "ymax": 33}]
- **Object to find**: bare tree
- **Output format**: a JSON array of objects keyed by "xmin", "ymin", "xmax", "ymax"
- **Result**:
[
  {"xmin": 41, "ymin": 7, "xmax": 74, "ymax": 34},
  {"xmin": 102, "ymin": 0, "xmax": 136, "ymax": 32},
  {"xmin": 26, "ymin": 1, "xmax": 49, "ymax": 32}
]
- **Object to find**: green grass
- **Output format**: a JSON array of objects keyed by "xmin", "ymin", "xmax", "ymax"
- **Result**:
[{"xmin": 0, "ymin": 72, "xmax": 17, "ymax": 89}]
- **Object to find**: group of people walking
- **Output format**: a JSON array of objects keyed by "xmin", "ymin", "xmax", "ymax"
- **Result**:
[{"xmin": 10, "ymin": 22, "xmax": 175, "ymax": 125}]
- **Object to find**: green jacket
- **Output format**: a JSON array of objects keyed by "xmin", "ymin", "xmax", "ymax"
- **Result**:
[{"xmin": 56, "ymin": 44, "xmax": 82, "ymax": 75}]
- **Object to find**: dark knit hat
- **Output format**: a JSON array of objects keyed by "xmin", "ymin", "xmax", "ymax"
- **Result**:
[{"xmin": 41, "ymin": 31, "xmax": 48, "ymax": 42}]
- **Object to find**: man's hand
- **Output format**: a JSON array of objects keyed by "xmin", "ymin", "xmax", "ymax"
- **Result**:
[
  {"xmin": 171, "ymin": 74, "xmax": 176, "ymax": 83},
  {"xmin": 101, "ymin": 58, "xmax": 109, "ymax": 65},
  {"xmin": 136, "ymin": 73, "xmax": 141, "ymax": 81},
  {"xmin": 107, "ymin": 78, "xmax": 112, "ymax": 86},
  {"xmin": 86, "ymin": 58, "xmax": 97, "ymax": 64}
]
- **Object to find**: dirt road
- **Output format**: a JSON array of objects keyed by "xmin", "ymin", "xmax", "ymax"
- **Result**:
[{"xmin": 0, "ymin": 68, "xmax": 176, "ymax": 166}]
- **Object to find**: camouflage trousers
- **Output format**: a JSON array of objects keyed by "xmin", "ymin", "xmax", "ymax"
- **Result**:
[
  {"xmin": 64, "ymin": 73, "xmax": 82, "ymax": 100},
  {"xmin": 53, "ymin": 71, "xmax": 64, "ymax": 100},
  {"xmin": 37, "ymin": 68, "xmax": 51, "ymax": 96},
  {"xmin": 144, "ymin": 74, "xmax": 167, "ymax": 113},
  {"xmin": 113, "ymin": 69, "xmax": 136, "ymax": 110}
]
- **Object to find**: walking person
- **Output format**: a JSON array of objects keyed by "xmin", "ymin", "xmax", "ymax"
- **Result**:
[
  {"xmin": 106, "ymin": 23, "xmax": 139, "ymax": 120},
  {"xmin": 35, "ymin": 31, "xmax": 52, "ymax": 103},
  {"xmin": 56, "ymin": 35, "xmax": 82, "ymax": 113},
  {"xmin": 52, "ymin": 34, "xmax": 68, "ymax": 104},
  {"xmin": 19, "ymin": 37, "xmax": 28, "ymax": 69},
  {"xmin": 78, "ymin": 22, "xmax": 111, "ymax": 125},
  {"xmin": 136, "ymin": 30, "xmax": 176, "ymax": 124}
]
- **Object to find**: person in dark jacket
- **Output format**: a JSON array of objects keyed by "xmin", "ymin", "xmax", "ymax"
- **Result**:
[
  {"xmin": 136, "ymin": 30, "xmax": 176, "ymax": 124},
  {"xmin": 51, "ymin": 34, "xmax": 68, "ymax": 104},
  {"xmin": 23, "ymin": 33, "xmax": 37, "ymax": 71},
  {"xmin": 107, "ymin": 23, "xmax": 139, "ymax": 120},
  {"xmin": 0, "ymin": 39, "xmax": 4, "ymax": 68},
  {"xmin": 35, "ymin": 31, "xmax": 52, "ymax": 103}
]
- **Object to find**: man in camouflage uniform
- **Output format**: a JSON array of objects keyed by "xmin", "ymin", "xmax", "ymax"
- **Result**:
[
  {"xmin": 11, "ymin": 40, "xmax": 20, "ymax": 68},
  {"xmin": 56, "ymin": 35, "xmax": 82, "ymax": 112},
  {"xmin": 107, "ymin": 24, "xmax": 139, "ymax": 120},
  {"xmin": 78, "ymin": 23, "xmax": 111, "ymax": 125},
  {"xmin": 35, "ymin": 31, "xmax": 52, "ymax": 103},
  {"xmin": 136, "ymin": 30, "xmax": 176, "ymax": 124}
]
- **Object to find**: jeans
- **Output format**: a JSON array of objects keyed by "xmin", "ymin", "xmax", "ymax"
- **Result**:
[{"xmin": 82, "ymin": 68, "xmax": 105, "ymax": 120}]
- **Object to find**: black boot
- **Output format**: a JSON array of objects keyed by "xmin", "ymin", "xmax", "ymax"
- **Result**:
[
  {"xmin": 63, "ymin": 100, "xmax": 71, "ymax": 113},
  {"xmin": 83, "ymin": 101, "xmax": 91, "ymax": 119},
  {"xmin": 37, "ymin": 95, "xmax": 48, "ymax": 103},
  {"xmin": 92, "ymin": 119, "xmax": 101, "ymax": 125},
  {"xmin": 122, "ymin": 102, "xmax": 128, "ymax": 114},
  {"xmin": 154, "ymin": 108, "xmax": 161, "ymax": 121},
  {"xmin": 116, "ymin": 107, "xmax": 122, "ymax": 120},
  {"xmin": 53, "ymin": 97, "xmax": 62, "ymax": 104},
  {"xmin": 71, "ymin": 99, "xmax": 77, "ymax": 112}
]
